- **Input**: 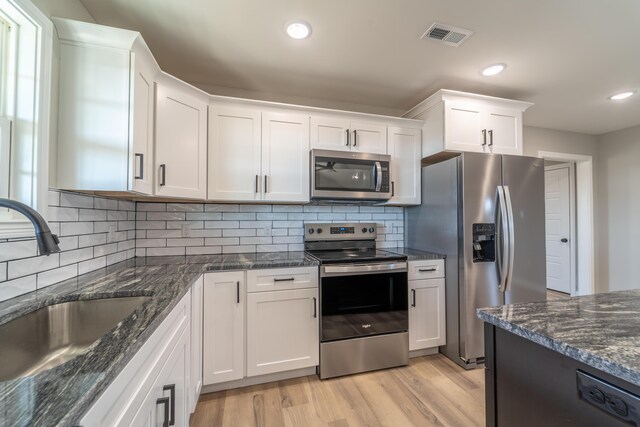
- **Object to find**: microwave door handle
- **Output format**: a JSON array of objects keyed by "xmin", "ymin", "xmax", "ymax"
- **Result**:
[{"xmin": 375, "ymin": 161, "xmax": 382, "ymax": 192}]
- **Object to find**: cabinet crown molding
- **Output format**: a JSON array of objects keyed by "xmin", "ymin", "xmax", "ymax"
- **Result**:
[{"xmin": 404, "ymin": 89, "xmax": 534, "ymax": 119}]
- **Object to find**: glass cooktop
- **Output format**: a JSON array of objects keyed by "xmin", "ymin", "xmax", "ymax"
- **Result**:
[{"xmin": 306, "ymin": 249, "xmax": 407, "ymax": 264}]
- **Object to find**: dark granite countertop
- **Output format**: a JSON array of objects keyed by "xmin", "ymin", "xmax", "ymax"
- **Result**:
[
  {"xmin": 0, "ymin": 252, "xmax": 319, "ymax": 427},
  {"xmin": 383, "ymin": 247, "xmax": 446, "ymax": 261},
  {"xmin": 478, "ymin": 289, "xmax": 640, "ymax": 388}
]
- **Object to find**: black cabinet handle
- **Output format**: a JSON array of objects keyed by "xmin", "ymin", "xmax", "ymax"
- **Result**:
[
  {"xmin": 255, "ymin": 175, "xmax": 259, "ymax": 193},
  {"xmin": 419, "ymin": 268, "xmax": 437, "ymax": 272},
  {"xmin": 411, "ymin": 289, "xmax": 416, "ymax": 307},
  {"xmin": 156, "ymin": 397, "xmax": 170, "ymax": 427},
  {"xmin": 345, "ymin": 129, "xmax": 350, "ymax": 147},
  {"xmin": 264, "ymin": 175, "xmax": 268, "ymax": 193},
  {"xmin": 561, "ymin": 238, "xmax": 568, "ymax": 243},
  {"xmin": 391, "ymin": 181, "xmax": 395, "ymax": 197},
  {"xmin": 236, "ymin": 281, "xmax": 240, "ymax": 304},
  {"xmin": 488, "ymin": 129, "xmax": 494, "ymax": 147},
  {"xmin": 163, "ymin": 384, "xmax": 175, "ymax": 426},
  {"xmin": 159, "ymin": 164, "xmax": 166, "ymax": 186},
  {"xmin": 353, "ymin": 129, "xmax": 357, "ymax": 146},
  {"xmin": 134, "ymin": 153, "xmax": 144, "ymax": 179},
  {"xmin": 313, "ymin": 297, "xmax": 317, "ymax": 318},
  {"xmin": 482, "ymin": 129, "xmax": 487, "ymax": 146},
  {"xmin": 274, "ymin": 277, "xmax": 295, "ymax": 282}
]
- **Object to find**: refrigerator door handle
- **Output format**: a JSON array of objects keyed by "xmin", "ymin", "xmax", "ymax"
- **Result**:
[
  {"xmin": 503, "ymin": 185, "xmax": 516, "ymax": 292},
  {"xmin": 495, "ymin": 186, "xmax": 509, "ymax": 293}
]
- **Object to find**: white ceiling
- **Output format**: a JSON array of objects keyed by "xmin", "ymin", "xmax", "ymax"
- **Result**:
[{"xmin": 79, "ymin": 0, "xmax": 640, "ymax": 135}]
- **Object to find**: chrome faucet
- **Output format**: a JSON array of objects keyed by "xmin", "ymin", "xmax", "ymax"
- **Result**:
[{"xmin": 0, "ymin": 198, "xmax": 60, "ymax": 255}]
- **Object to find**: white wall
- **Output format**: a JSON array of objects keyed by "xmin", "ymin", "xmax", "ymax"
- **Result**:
[{"xmin": 596, "ymin": 125, "xmax": 640, "ymax": 292}]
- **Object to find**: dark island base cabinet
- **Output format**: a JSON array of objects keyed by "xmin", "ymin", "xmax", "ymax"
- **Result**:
[{"xmin": 484, "ymin": 324, "xmax": 640, "ymax": 427}]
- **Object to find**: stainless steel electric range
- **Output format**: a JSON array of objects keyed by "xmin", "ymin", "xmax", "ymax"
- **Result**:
[{"xmin": 304, "ymin": 222, "xmax": 409, "ymax": 379}]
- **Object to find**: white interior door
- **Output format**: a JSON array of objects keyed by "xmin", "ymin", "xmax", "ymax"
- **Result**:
[{"xmin": 545, "ymin": 165, "xmax": 574, "ymax": 294}]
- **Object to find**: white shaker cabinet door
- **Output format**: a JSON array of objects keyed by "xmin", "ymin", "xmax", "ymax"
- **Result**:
[
  {"xmin": 208, "ymin": 107, "xmax": 262, "ymax": 201},
  {"xmin": 155, "ymin": 78, "xmax": 208, "ymax": 199},
  {"xmin": 386, "ymin": 126, "xmax": 421, "ymax": 205},
  {"xmin": 261, "ymin": 112, "xmax": 310, "ymax": 203},
  {"xmin": 202, "ymin": 272, "xmax": 245, "ymax": 385},
  {"xmin": 444, "ymin": 102, "xmax": 487, "ymax": 153},
  {"xmin": 485, "ymin": 107, "xmax": 522, "ymax": 155},
  {"xmin": 246, "ymin": 288, "xmax": 319, "ymax": 376},
  {"xmin": 310, "ymin": 116, "xmax": 351, "ymax": 151},
  {"xmin": 409, "ymin": 278, "xmax": 446, "ymax": 351},
  {"xmin": 350, "ymin": 121, "xmax": 387, "ymax": 154}
]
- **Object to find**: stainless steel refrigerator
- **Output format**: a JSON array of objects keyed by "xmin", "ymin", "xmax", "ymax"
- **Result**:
[{"xmin": 406, "ymin": 152, "xmax": 547, "ymax": 369}]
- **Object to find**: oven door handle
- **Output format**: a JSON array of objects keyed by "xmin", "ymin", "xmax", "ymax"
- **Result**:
[{"xmin": 321, "ymin": 262, "xmax": 407, "ymax": 277}]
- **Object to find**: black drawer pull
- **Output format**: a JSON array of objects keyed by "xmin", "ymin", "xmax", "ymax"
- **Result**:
[
  {"xmin": 236, "ymin": 281, "xmax": 240, "ymax": 304},
  {"xmin": 274, "ymin": 277, "xmax": 295, "ymax": 282},
  {"xmin": 411, "ymin": 289, "xmax": 416, "ymax": 307},
  {"xmin": 163, "ymin": 384, "xmax": 175, "ymax": 426},
  {"xmin": 156, "ymin": 397, "xmax": 170, "ymax": 427},
  {"xmin": 418, "ymin": 268, "xmax": 437, "ymax": 272}
]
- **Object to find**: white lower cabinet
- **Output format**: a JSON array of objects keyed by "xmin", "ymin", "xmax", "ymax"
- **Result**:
[
  {"xmin": 80, "ymin": 290, "xmax": 192, "ymax": 427},
  {"xmin": 408, "ymin": 260, "xmax": 446, "ymax": 352},
  {"xmin": 202, "ymin": 271, "xmax": 245, "ymax": 385},
  {"xmin": 129, "ymin": 325, "xmax": 190, "ymax": 426},
  {"xmin": 246, "ymin": 288, "xmax": 319, "ymax": 376},
  {"xmin": 190, "ymin": 275, "xmax": 203, "ymax": 412}
]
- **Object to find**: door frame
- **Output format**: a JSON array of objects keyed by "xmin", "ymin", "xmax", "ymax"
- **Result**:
[
  {"xmin": 544, "ymin": 163, "xmax": 577, "ymax": 296},
  {"xmin": 538, "ymin": 151, "xmax": 595, "ymax": 296}
]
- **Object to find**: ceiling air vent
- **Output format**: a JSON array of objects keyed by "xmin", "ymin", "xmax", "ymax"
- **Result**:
[{"xmin": 421, "ymin": 23, "xmax": 473, "ymax": 47}]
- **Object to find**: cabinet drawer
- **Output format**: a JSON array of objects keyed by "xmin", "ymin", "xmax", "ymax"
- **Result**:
[
  {"xmin": 408, "ymin": 259, "xmax": 445, "ymax": 280},
  {"xmin": 246, "ymin": 267, "xmax": 318, "ymax": 292}
]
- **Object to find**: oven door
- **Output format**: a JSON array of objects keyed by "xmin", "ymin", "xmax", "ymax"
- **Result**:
[
  {"xmin": 320, "ymin": 262, "xmax": 408, "ymax": 342},
  {"xmin": 311, "ymin": 149, "xmax": 391, "ymax": 200}
]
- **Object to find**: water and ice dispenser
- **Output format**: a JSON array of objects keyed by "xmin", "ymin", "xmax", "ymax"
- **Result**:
[{"xmin": 472, "ymin": 223, "xmax": 495, "ymax": 263}]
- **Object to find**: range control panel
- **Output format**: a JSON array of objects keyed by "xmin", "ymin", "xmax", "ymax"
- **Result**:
[{"xmin": 305, "ymin": 222, "xmax": 377, "ymax": 241}]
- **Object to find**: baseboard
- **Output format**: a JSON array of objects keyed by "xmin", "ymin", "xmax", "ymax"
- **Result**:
[
  {"xmin": 201, "ymin": 366, "xmax": 317, "ymax": 393},
  {"xmin": 409, "ymin": 347, "xmax": 439, "ymax": 358}
]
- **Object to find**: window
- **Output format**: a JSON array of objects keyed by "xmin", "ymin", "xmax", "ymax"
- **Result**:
[{"xmin": 0, "ymin": 0, "xmax": 52, "ymax": 238}]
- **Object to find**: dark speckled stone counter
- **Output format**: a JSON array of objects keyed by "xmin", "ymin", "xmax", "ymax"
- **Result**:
[
  {"xmin": 382, "ymin": 247, "xmax": 445, "ymax": 261},
  {"xmin": 478, "ymin": 289, "xmax": 640, "ymax": 388},
  {"xmin": 0, "ymin": 252, "xmax": 318, "ymax": 427}
]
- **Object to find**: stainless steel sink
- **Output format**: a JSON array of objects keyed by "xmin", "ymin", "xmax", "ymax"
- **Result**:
[{"xmin": 0, "ymin": 296, "xmax": 150, "ymax": 382}]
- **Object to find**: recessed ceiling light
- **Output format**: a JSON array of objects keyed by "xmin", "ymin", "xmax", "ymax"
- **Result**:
[
  {"xmin": 481, "ymin": 63, "xmax": 506, "ymax": 76},
  {"xmin": 285, "ymin": 21, "xmax": 311, "ymax": 40},
  {"xmin": 608, "ymin": 91, "xmax": 636, "ymax": 101}
]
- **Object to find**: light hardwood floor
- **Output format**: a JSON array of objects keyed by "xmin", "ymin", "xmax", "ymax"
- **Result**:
[
  {"xmin": 547, "ymin": 290, "xmax": 571, "ymax": 301},
  {"xmin": 191, "ymin": 354, "xmax": 485, "ymax": 427}
]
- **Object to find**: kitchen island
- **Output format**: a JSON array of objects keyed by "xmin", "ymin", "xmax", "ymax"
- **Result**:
[{"xmin": 478, "ymin": 290, "xmax": 640, "ymax": 426}]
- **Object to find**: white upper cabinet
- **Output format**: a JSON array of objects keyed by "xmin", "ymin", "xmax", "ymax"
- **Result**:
[
  {"xmin": 155, "ymin": 74, "xmax": 208, "ymax": 199},
  {"xmin": 53, "ymin": 18, "xmax": 159, "ymax": 194},
  {"xmin": 350, "ymin": 121, "xmax": 387, "ymax": 154},
  {"xmin": 310, "ymin": 117, "xmax": 350, "ymax": 151},
  {"xmin": 207, "ymin": 107, "xmax": 310, "ymax": 203},
  {"xmin": 406, "ymin": 89, "xmax": 532, "ymax": 161},
  {"xmin": 386, "ymin": 126, "xmax": 421, "ymax": 205},
  {"xmin": 310, "ymin": 117, "xmax": 387, "ymax": 154},
  {"xmin": 208, "ymin": 107, "xmax": 262, "ymax": 201},
  {"xmin": 261, "ymin": 112, "xmax": 310, "ymax": 202}
]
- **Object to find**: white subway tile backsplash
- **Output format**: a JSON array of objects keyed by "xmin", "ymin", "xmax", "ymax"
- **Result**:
[
  {"xmin": 137, "ymin": 203, "xmax": 166, "ymax": 211},
  {"xmin": 0, "ymin": 276, "xmax": 36, "ymax": 300},
  {"xmin": 222, "ymin": 229, "xmax": 256, "ymax": 237},
  {"xmin": 185, "ymin": 212, "xmax": 222, "ymax": 221},
  {"xmin": 257, "ymin": 244, "xmax": 288, "ymax": 252},
  {"xmin": 223, "ymin": 245, "xmax": 255, "ymax": 254},
  {"xmin": 240, "ymin": 220, "xmax": 272, "ymax": 229},
  {"xmin": 48, "ymin": 206, "xmax": 79, "ymax": 222},
  {"xmin": 186, "ymin": 246, "xmax": 222, "ymax": 255},
  {"xmin": 166, "ymin": 238, "xmax": 204, "ymax": 247},
  {"xmin": 205, "ymin": 237, "xmax": 240, "ymax": 246},
  {"xmin": 107, "ymin": 251, "xmax": 128, "ymax": 266},
  {"xmin": 38, "ymin": 264, "xmax": 78, "ymax": 288},
  {"xmin": 48, "ymin": 190, "xmax": 60, "ymax": 206},
  {"xmin": 79, "ymin": 208, "xmax": 107, "ymax": 221},
  {"xmin": 317, "ymin": 213, "xmax": 346, "ymax": 221},
  {"xmin": 240, "ymin": 236, "xmax": 272, "ymax": 245},
  {"xmin": 57, "ymin": 236, "xmax": 79, "ymax": 251},
  {"xmin": 256, "ymin": 212, "xmax": 288, "ymax": 220},
  {"xmin": 94, "ymin": 198, "xmax": 118, "ymax": 210},
  {"xmin": 60, "ymin": 222, "xmax": 94, "ymax": 236},
  {"xmin": 222, "ymin": 213, "xmax": 256, "ymax": 220},
  {"xmin": 0, "ymin": 262, "xmax": 6, "ymax": 281},
  {"xmin": 8, "ymin": 254, "xmax": 59, "ymax": 280},
  {"xmin": 146, "ymin": 211, "xmax": 186, "ymax": 221},
  {"xmin": 239, "ymin": 205, "xmax": 272, "ymax": 213},
  {"xmin": 272, "ymin": 205, "xmax": 302, "ymax": 213},
  {"xmin": 205, "ymin": 221, "xmax": 239, "ymax": 229},
  {"xmin": 166, "ymin": 203, "xmax": 204, "ymax": 212},
  {"xmin": 272, "ymin": 221, "xmax": 303, "ymax": 228},
  {"xmin": 205, "ymin": 204, "xmax": 239, "ymax": 212},
  {"xmin": 78, "ymin": 256, "xmax": 106, "ymax": 275},
  {"xmin": 60, "ymin": 248, "xmax": 94, "ymax": 266},
  {"xmin": 94, "ymin": 243, "xmax": 118, "ymax": 257},
  {"xmin": 60, "ymin": 193, "xmax": 94, "ymax": 209},
  {"xmin": 136, "ymin": 221, "xmax": 166, "ymax": 230},
  {"xmin": 118, "ymin": 200, "xmax": 136, "ymax": 211},
  {"xmin": 146, "ymin": 247, "xmax": 185, "ymax": 256},
  {"xmin": 167, "ymin": 220, "xmax": 203, "ymax": 230}
]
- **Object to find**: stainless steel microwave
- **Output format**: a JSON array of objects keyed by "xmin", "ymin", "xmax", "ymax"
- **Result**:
[{"xmin": 310, "ymin": 149, "xmax": 391, "ymax": 201}]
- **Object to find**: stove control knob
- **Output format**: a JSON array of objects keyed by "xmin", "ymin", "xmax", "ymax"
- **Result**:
[
  {"xmin": 368, "ymin": 227, "xmax": 375, "ymax": 233},
  {"xmin": 308, "ymin": 228, "xmax": 314, "ymax": 234},
  {"xmin": 317, "ymin": 228, "xmax": 323, "ymax": 234},
  {"xmin": 362, "ymin": 227, "xmax": 367, "ymax": 233}
]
